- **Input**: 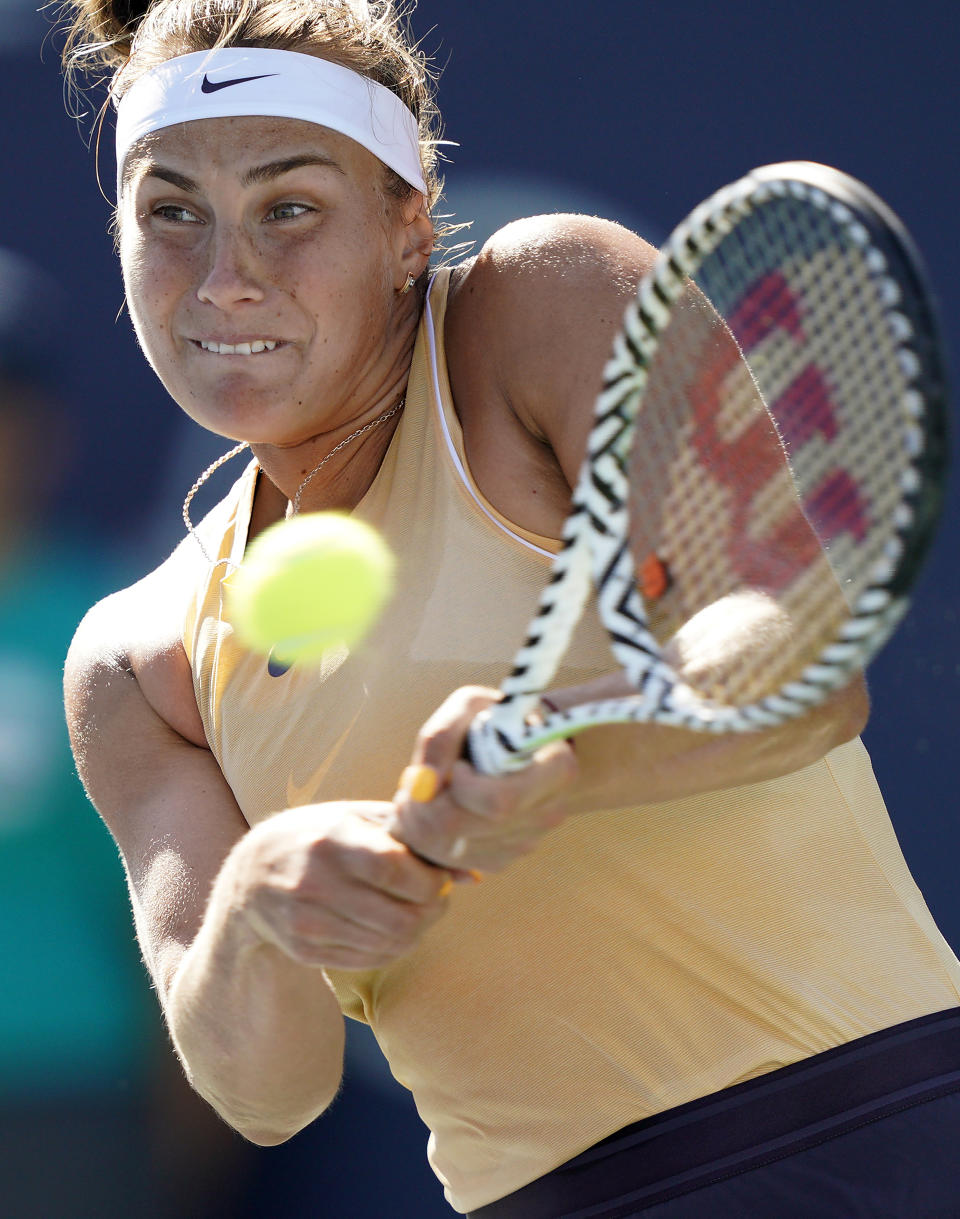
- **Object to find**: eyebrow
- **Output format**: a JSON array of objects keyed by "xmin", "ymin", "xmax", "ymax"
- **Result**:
[{"xmin": 127, "ymin": 152, "xmax": 346, "ymax": 194}]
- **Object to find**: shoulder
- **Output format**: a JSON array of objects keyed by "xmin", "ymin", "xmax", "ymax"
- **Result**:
[
  {"xmin": 450, "ymin": 212, "xmax": 657, "ymax": 318},
  {"xmin": 460, "ymin": 211, "xmax": 657, "ymax": 271},
  {"xmin": 65, "ymin": 461, "xmax": 252, "ymax": 753},
  {"xmin": 444, "ymin": 214, "xmax": 658, "ymax": 484},
  {"xmin": 65, "ymin": 532, "xmax": 210, "ymax": 753},
  {"xmin": 446, "ymin": 212, "xmax": 658, "ymax": 395},
  {"xmin": 449, "ymin": 211, "xmax": 658, "ymax": 371}
]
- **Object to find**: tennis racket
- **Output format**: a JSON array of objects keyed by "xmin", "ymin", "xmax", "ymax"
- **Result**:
[{"xmin": 466, "ymin": 161, "xmax": 949, "ymax": 774}]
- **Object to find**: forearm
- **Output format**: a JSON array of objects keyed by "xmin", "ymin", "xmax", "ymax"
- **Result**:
[
  {"xmin": 390, "ymin": 665, "xmax": 869, "ymax": 876},
  {"xmin": 164, "ymin": 863, "xmax": 346, "ymax": 1145},
  {"xmin": 548, "ymin": 672, "xmax": 869, "ymax": 815}
]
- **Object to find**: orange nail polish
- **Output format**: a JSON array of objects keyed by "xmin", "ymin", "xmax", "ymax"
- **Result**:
[{"xmin": 399, "ymin": 764, "xmax": 439, "ymax": 803}]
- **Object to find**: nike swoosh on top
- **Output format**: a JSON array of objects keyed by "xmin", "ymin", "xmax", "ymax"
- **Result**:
[
  {"xmin": 268, "ymin": 648, "xmax": 292, "ymax": 677},
  {"xmin": 285, "ymin": 702, "xmax": 366, "ymax": 808},
  {"xmin": 200, "ymin": 73, "xmax": 279, "ymax": 94}
]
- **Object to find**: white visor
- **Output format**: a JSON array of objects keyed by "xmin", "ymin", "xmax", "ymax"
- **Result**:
[{"xmin": 115, "ymin": 48, "xmax": 428, "ymax": 197}]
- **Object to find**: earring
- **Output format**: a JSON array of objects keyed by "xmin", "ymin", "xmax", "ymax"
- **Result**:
[{"xmin": 400, "ymin": 273, "xmax": 416, "ymax": 295}]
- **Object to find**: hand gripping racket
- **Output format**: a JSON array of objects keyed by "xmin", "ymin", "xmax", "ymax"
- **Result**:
[{"xmin": 467, "ymin": 162, "xmax": 950, "ymax": 774}]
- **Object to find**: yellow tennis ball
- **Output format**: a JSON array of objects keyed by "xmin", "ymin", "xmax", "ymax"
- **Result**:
[{"xmin": 226, "ymin": 512, "xmax": 395, "ymax": 665}]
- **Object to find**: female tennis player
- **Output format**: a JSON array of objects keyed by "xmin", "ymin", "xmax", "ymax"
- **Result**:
[{"xmin": 62, "ymin": 2, "xmax": 960, "ymax": 1214}]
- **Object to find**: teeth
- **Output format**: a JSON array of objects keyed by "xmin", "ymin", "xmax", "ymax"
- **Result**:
[{"xmin": 199, "ymin": 339, "xmax": 278, "ymax": 354}]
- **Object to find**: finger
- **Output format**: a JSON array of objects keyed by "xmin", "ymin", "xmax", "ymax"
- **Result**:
[
  {"xmin": 391, "ymin": 686, "xmax": 501, "ymax": 856},
  {"xmin": 392, "ymin": 767, "xmax": 484, "ymax": 883},
  {"xmin": 412, "ymin": 685, "xmax": 501, "ymax": 774},
  {"xmin": 388, "ymin": 789, "xmax": 492, "ymax": 873},
  {"xmin": 446, "ymin": 822, "xmax": 559, "ymax": 873},
  {"xmin": 323, "ymin": 822, "xmax": 454, "ymax": 906},
  {"xmin": 354, "ymin": 796, "xmax": 459, "ymax": 878},
  {"xmin": 447, "ymin": 739, "xmax": 577, "ymax": 820},
  {"xmin": 317, "ymin": 887, "xmax": 448, "ymax": 947},
  {"xmin": 398, "ymin": 762, "xmax": 441, "ymax": 803},
  {"xmin": 354, "ymin": 842, "xmax": 453, "ymax": 906},
  {"xmin": 394, "ymin": 743, "xmax": 576, "ymax": 872},
  {"xmin": 272, "ymin": 873, "xmax": 451, "ymax": 963}
]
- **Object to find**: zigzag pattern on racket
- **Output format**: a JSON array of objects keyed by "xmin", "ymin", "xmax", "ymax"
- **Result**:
[
  {"xmin": 495, "ymin": 505, "xmax": 594, "ymax": 711},
  {"xmin": 595, "ymin": 535, "xmax": 673, "ymax": 689},
  {"xmin": 586, "ymin": 396, "xmax": 636, "ymax": 474},
  {"xmin": 485, "ymin": 368, "xmax": 646, "ymax": 760},
  {"xmin": 585, "ymin": 359, "xmax": 678, "ymax": 699}
]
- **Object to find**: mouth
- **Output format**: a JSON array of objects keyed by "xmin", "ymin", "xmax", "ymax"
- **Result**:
[{"xmin": 193, "ymin": 339, "xmax": 285, "ymax": 355}]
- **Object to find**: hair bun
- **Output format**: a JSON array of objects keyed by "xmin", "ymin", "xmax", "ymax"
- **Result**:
[
  {"xmin": 61, "ymin": 0, "xmax": 152, "ymax": 77},
  {"xmin": 110, "ymin": 0, "xmax": 153, "ymax": 31}
]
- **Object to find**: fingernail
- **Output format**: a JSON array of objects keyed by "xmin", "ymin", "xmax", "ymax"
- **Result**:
[
  {"xmin": 468, "ymin": 870, "xmax": 484, "ymax": 884},
  {"xmin": 399, "ymin": 764, "xmax": 439, "ymax": 803},
  {"xmin": 438, "ymin": 878, "xmax": 454, "ymax": 898}
]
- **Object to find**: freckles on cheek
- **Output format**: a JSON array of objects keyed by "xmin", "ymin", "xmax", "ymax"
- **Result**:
[
  {"xmin": 126, "ymin": 279, "xmax": 176, "ymax": 373},
  {"xmin": 132, "ymin": 283, "xmax": 167, "ymax": 336}
]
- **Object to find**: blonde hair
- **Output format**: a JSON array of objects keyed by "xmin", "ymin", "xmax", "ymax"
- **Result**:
[{"xmin": 61, "ymin": 0, "xmax": 445, "ymax": 210}]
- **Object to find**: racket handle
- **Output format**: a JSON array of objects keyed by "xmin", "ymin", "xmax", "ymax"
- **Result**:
[{"xmin": 466, "ymin": 707, "xmax": 530, "ymax": 776}]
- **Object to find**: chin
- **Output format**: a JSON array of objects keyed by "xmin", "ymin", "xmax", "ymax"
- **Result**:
[{"xmin": 173, "ymin": 394, "xmax": 296, "ymax": 445}]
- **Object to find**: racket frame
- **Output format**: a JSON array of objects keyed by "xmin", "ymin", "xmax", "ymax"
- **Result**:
[{"xmin": 467, "ymin": 162, "xmax": 949, "ymax": 774}]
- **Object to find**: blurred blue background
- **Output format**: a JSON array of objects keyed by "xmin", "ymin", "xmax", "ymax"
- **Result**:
[{"xmin": 0, "ymin": 0, "xmax": 957, "ymax": 1215}]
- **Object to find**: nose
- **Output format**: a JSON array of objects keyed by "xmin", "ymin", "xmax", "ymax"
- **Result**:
[{"xmin": 196, "ymin": 226, "xmax": 267, "ymax": 309}]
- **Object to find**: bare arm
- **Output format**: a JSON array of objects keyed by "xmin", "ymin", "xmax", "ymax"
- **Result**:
[{"xmin": 65, "ymin": 556, "xmax": 450, "ymax": 1143}]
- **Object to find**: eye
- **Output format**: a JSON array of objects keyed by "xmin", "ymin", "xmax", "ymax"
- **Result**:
[
  {"xmin": 152, "ymin": 203, "xmax": 203, "ymax": 224},
  {"xmin": 265, "ymin": 201, "xmax": 314, "ymax": 222}
]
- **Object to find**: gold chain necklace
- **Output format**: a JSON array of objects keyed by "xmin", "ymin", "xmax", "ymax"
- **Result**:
[{"xmin": 181, "ymin": 399, "xmax": 404, "ymax": 563}]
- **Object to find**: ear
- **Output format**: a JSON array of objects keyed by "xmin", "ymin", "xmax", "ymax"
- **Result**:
[{"xmin": 394, "ymin": 194, "xmax": 435, "ymax": 291}]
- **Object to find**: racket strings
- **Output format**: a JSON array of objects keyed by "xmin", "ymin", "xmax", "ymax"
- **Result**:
[
  {"xmin": 728, "ymin": 247, "xmax": 903, "ymax": 589},
  {"xmin": 627, "ymin": 191, "xmax": 921, "ymax": 707}
]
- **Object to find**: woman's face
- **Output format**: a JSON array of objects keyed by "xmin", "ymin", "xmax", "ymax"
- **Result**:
[{"xmin": 119, "ymin": 115, "xmax": 424, "ymax": 445}]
